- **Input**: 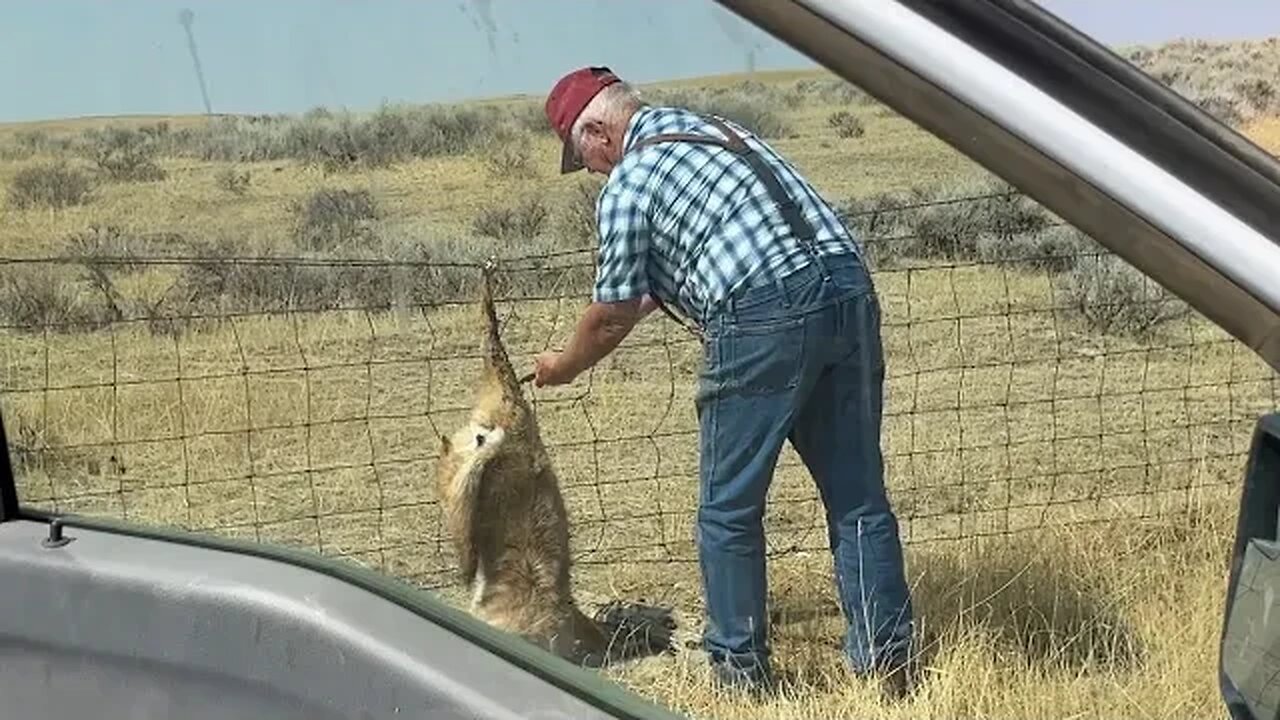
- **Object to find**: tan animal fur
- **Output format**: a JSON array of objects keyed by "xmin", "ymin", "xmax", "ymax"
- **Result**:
[{"xmin": 434, "ymin": 261, "xmax": 674, "ymax": 668}]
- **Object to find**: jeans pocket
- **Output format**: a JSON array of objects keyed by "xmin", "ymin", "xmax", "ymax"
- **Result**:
[{"xmin": 721, "ymin": 317, "xmax": 806, "ymax": 395}]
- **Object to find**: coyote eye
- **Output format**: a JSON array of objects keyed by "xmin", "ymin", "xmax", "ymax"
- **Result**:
[{"xmin": 475, "ymin": 434, "xmax": 486, "ymax": 447}]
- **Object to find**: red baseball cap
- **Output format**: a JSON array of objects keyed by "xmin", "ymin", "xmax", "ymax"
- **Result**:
[{"xmin": 545, "ymin": 66, "xmax": 621, "ymax": 173}]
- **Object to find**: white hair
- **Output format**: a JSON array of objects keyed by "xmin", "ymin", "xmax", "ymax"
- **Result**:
[{"xmin": 570, "ymin": 81, "xmax": 644, "ymax": 151}]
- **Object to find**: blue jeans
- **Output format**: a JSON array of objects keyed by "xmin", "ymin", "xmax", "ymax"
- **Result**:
[{"xmin": 694, "ymin": 250, "xmax": 914, "ymax": 679}]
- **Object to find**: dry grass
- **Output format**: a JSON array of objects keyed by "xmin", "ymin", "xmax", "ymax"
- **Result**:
[
  {"xmin": 1245, "ymin": 116, "xmax": 1280, "ymax": 155},
  {"xmin": 1118, "ymin": 37, "xmax": 1280, "ymax": 124},
  {"xmin": 600, "ymin": 501, "xmax": 1235, "ymax": 719},
  {"xmin": 2, "ymin": 33, "xmax": 1279, "ymax": 720},
  {"xmin": 3, "ymin": 265, "xmax": 1272, "ymax": 719}
]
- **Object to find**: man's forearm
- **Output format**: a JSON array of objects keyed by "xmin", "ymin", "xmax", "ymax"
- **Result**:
[{"xmin": 558, "ymin": 299, "xmax": 643, "ymax": 378}]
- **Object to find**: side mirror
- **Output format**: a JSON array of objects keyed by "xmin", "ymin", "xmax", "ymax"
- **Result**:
[{"xmin": 1221, "ymin": 412, "xmax": 1280, "ymax": 719}]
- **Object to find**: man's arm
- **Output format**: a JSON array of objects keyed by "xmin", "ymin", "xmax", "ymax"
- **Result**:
[
  {"xmin": 534, "ymin": 176, "xmax": 655, "ymax": 387},
  {"xmin": 532, "ymin": 294, "xmax": 657, "ymax": 386},
  {"xmin": 544, "ymin": 297, "xmax": 645, "ymax": 383}
]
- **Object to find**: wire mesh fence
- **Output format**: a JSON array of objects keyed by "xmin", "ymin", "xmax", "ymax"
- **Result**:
[{"xmin": 1, "ymin": 190, "xmax": 1275, "ymax": 598}]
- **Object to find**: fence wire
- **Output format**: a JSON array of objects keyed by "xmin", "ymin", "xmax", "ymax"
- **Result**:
[{"xmin": 1, "ymin": 190, "xmax": 1276, "ymax": 595}]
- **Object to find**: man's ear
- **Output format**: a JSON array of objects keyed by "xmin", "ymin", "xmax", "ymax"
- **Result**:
[{"xmin": 583, "ymin": 119, "xmax": 608, "ymax": 145}]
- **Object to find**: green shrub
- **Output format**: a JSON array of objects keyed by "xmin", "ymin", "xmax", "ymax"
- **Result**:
[
  {"xmin": 827, "ymin": 110, "xmax": 865, "ymax": 139},
  {"xmin": 905, "ymin": 181, "xmax": 1052, "ymax": 261},
  {"xmin": 1058, "ymin": 253, "xmax": 1190, "ymax": 338},
  {"xmin": 554, "ymin": 178, "xmax": 603, "ymax": 248},
  {"xmin": 483, "ymin": 137, "xmax": 539, "ymax": 180},
  {"xmin": 62, "ymin": 224, "xmax": 156, "ymax": 275},
  {"xmin": 163, "ymin": 103, "xmax": 516, "ymax": 169},
  {"xmin": 976, "ymin": 225, "xmax": 1097, "ymax": 273},
  {"xmin": 0, "ymin": 266, "xmax": 114, "ymax": 332},
  {"xmin": 473, "ymin": 197, "xmax": 549, "ymax": 241},
  {"xmin": 7, "ymin": 163, "xmax": 93, "ymax": 209},
  {"xmin": 647, "ymin": 87, "xmax": 791, "ymax": 138},
  {"xmin": 84, "ymin": 127, "xmax": 167, "ymax": 182},
  {"xmin": 839, "ymin": 188, "xmax": 934, "ymax": 268},
  {"xmin": 293, "ymin": 188, "xmax": 379, "ymax": 251},
  {"xmin": 174, "ymin": 228, "xmax": 594, "ymax": 315},
  {"xmin": 216, "ymin": 167, "xmax": 251, "ymax": 195}
]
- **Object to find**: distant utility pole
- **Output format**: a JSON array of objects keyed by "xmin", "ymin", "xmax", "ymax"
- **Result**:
[
  {"xmin": 178, "ymin": 8, "xmax": 213, "ymax": 115},
  {"xmin": 710, "ymin": 5, "xmax": 762, "ymax": 74}
]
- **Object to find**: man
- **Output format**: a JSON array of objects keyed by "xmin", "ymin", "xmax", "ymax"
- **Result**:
[{"xmin": 531, "ymin": 66, "xmax": 915, "ymax": 698}]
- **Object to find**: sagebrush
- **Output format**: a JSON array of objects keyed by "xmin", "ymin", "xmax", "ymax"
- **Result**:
[{"xmin": 6, "ymin": 163, "xmax": 93, "ymax": 209}]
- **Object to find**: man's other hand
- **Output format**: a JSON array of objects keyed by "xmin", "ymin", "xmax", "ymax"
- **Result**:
[{"xmin": 639, "ymin": 293, "xmax": 658, "ymax": 317}]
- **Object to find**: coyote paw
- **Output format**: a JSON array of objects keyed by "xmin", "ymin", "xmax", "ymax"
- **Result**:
[{"xmin": 593, "ymin": 599, "xmax": 678, "ymax": 660}]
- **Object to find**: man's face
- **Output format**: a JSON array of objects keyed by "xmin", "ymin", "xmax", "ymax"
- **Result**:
[{"xmin": 575, "ymin": 120, "xmax": 616, "ymax": 174}]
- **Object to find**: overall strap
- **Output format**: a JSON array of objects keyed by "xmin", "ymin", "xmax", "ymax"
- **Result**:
[
  {"xmin": 631, "ymin": 115, "xmax": 818, "ymax": 244},
  {"xmin": 627, "ymin": 115, "xmax": 821, "ymax": 339}
]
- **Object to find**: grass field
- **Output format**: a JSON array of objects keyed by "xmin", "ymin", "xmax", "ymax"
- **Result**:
[{"xmin": 2, "ymin": 35, "xmax": 1279, "ymax": 719}]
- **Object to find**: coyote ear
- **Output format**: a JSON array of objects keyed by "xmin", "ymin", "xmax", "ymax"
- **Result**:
[{"xmin": 439, "ymin": 434, "xmax": 451, "ymax": 453}]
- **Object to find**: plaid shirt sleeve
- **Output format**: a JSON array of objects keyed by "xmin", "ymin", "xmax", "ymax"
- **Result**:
[{"xmin": 592, "ymin": 177, "xmax": 652, "ymax": 304}]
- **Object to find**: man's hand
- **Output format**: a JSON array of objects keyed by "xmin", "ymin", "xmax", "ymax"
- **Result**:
[
  {"xmin": 529, "ymin": 297, "xmax": 646, "ymax": 387},
  {"xmin": 533, "ymin": 350, "xmax": 578, "ymax": 387}
]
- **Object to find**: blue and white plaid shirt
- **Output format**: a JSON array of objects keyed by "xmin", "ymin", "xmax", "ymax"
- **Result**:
[{"xmin": 592, "ymin": 105, "xmax": 862, "ymax": 323}]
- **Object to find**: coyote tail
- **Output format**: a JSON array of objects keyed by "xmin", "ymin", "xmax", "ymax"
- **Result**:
[{"xmin": 480, "ymin": 258, "xmax": 523, "ymax": 395}]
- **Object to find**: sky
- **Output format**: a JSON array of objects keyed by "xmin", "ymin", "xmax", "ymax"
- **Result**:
[{"xmin": 1, "ymin": 0, "xmax": 1279, "ymax": 123}]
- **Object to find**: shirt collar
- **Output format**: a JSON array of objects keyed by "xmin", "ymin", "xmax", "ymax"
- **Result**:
[{"xmin": 621, "ymin": 105, "xmax": 654, "ymax": 154}]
